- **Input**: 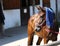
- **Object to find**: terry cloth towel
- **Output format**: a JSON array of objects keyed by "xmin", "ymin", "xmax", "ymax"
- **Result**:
[{"xmin": 45, "ymin": 7, "xmax": 55, "ymax": 27}]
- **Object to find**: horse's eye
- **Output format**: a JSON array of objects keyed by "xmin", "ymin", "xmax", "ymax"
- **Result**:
[{"xmin": 40, "ymin": 14, "xmax": 45, "ymax": 18}]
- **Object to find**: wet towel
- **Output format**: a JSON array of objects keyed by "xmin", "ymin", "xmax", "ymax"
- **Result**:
[{"xmin": 45, "ymin": 7, "xmax": 55, "ymax": 27}]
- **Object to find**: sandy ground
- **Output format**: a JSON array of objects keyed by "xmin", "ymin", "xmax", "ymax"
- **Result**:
[{"xmin": 0, "ymin": 26, "xmax": 60, "ymax": 46}]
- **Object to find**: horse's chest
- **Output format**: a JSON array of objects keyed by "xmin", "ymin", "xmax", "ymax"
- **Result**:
[{"xmin": 35, "ymin": 27, "xmax": 49, "ymax": 38}]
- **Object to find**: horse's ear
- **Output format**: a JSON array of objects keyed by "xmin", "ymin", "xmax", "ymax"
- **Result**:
[
  {"xmin": 36, "ymin": 5, "xmax": 42, "ymax": 10},
  {"xmin": 36, "ymin": 5, "xmax": 45, "ymax": 12}
]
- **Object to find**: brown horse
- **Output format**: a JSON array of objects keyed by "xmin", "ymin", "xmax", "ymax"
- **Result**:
[{"xmin": 28, "ymin": 6, "xmax": 59, "ymax": 46}]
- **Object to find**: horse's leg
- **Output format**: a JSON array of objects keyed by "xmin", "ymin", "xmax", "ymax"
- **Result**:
[
  {"xmin": 44, "ymin": 37, "xmax": 49, "ymax": 44},
  {"xmin": 36, "ymin": 37, "xmax": 42, "ymax": 45},
  {"xmin": 52, "ymin": 34, "xmax": 57, "ymax": 41},
  {"xmin": 28, "ymin": 24, "xmax": 34, "ymax": 46},
  {"xmin": 28, "ymin": 33, "xmax": 34, "ymax": 45}
]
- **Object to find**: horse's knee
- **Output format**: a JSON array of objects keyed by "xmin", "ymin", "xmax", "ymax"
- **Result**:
[{"xmin": 28, "ymin": 35, "xmax": 34, "ymax": 45}]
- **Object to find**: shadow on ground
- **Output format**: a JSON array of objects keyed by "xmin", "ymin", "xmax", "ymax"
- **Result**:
[{"xmin": 0, "ymin": 25, "xmax": 28, "ymax": 46}]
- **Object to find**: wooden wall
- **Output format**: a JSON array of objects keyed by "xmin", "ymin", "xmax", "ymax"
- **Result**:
[
  {"xmin": 3, "ymin": 0, "xmax": 20, "ymax": 10},
  {"xmin": 3, "ymin": 0, "xmax": 40, "ymax": 10},
  {"xmin": 43, "ymin": 0, "xmax": 50, "ymax": 7}
]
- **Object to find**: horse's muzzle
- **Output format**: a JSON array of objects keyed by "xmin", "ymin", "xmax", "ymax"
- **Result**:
[{"xmin": 35, "ymin": 26, "xmax": 41, "ymax": 32}]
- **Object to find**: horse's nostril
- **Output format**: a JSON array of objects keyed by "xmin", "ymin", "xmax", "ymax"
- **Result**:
[{"xmin": 37, "ymin": 26, "xmax": 40, "ymax": 27}]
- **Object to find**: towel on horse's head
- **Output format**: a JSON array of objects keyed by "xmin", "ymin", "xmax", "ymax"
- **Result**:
[{"xmin": 45, "ymin": 7, "xmax": 55, "ymax": 28}]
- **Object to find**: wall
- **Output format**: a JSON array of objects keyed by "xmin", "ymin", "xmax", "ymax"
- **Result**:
[
  {"xmin": 3, "ymin": 9, "xmax": 21, "ymax": 29},
  {"xmin": 3, "ymin": 5, "xmax": 39, "ymax": 29},
  {"xmin": 50, "ymin": 0, "xmax": 56, "ymax": 12},
  {"xmin": 3, "ymin": 0, "xmax": 60, "ymax": 29},
  {"xmin": 50, "ymin": 0, "xmax": 60, "ymax": 22},
  {"xmin": 2, "ymin": 0, "xmax": 42, "ymax": 29},
  {"xmin": 29, "ymin": 0, "xmax": 56, "ymax": 16},
  {"xmin": 29, "ymin": 0, "xmax": 42, "ymax": 16},
  {"xmin": 57, "ymin": 0, "xmax": 60, "ymax": 22}
]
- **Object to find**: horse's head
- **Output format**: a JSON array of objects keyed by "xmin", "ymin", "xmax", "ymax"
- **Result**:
[{"xmin": 36, "ymin": 6, "xmax": 46, "ymax": 26}]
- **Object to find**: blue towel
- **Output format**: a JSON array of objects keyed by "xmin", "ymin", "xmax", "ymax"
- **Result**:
[{"xmin": 45, "ymin": 7, "xmax": 55, "ymax": 27}]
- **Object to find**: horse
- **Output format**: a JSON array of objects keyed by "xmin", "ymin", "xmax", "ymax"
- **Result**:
[{"xmin": 27, "ymin": 6, "xmax": 59, "ymax": 46}]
